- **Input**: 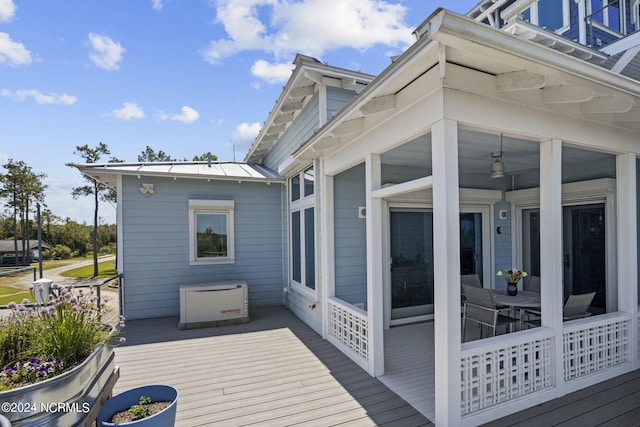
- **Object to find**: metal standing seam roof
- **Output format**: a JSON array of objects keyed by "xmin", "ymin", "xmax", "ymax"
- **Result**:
[{"xmin": 71, "ymin": 162, "xmax": 285, "ymax": 186}]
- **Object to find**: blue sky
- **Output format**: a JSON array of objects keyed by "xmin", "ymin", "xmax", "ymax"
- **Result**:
[{"xmin": 0, "ymin": 0, "xmax": 480, "ymax": 224}]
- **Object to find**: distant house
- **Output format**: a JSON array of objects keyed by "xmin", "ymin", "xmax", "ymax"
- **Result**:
[
  {"xmin": 0, "ymin": 240, "xmax": 51, "ymax": 265},
  {"xmin": 73, "ymin": 2, "xmax": 640, "ymax": 425}
]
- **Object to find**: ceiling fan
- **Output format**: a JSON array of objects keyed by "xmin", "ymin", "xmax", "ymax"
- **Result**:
[{"xmin": 463, "ymin": 134, "xmax": 536, "ymax": 179}]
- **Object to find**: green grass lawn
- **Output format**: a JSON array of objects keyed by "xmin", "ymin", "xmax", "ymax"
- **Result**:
[
  {"xmin": 60, "ymin": 259, "xmax": 117, "ymax": 279},
  {"xmin": 0, "ymin": 285, "xmax": 33, "ymax": 305},
  {"xmin": 0, "ymin": 291, "xmax": 33, "ymax": 305}
]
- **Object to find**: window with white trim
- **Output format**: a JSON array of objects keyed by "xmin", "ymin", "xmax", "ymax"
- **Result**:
[
  {"xmin": 522, "ymin": 0, "xmax": 570, "ymax": 33},
  {"xmin": 589, "ymin": 0, "xmax": 623, "ymax": 33},
  {"xmin": 188, "ymin": 200, "xmax": 235, "ymax": 265},
  {"xmin": 289, "ymin": 166, "xmax": 315, "ymax": 291}
]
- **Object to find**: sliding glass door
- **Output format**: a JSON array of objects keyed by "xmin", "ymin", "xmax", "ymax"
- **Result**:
[
  {"xmin": 389, "ymin": 208, "xmax": 486, "ymax": 324},
  {"xmin": 389, "ymin": 210, "xmax": 433, "ymax": 322},
  {"xmin": 522, "ymin": 203, "xmax": 606, "ymax": 313}
]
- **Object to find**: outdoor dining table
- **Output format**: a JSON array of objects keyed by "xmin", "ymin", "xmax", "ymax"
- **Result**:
[{"xmin": 491, "ymin": 289, "xmax": 541, "ymax": 330}]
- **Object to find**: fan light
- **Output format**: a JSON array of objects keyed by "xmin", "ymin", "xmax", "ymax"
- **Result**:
[
  {"xmin": 491, "ymin": 159, "xmax": 505, "ymax": 179},
  {"xmin": 490, "ymin": 134, "xmax": 505, "ymax": 179}
]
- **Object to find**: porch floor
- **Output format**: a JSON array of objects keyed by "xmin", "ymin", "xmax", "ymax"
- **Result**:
[
  {"xmin": 113, "ymin": 306, "xmax": 639, "ymax": 426},
  {"xmin": 380, "ymin": 322, "xmax": 435, "ymax": 421},
  {"xmin": 113, "ymin": 306, "xmax": 433, "ymax": 426}
]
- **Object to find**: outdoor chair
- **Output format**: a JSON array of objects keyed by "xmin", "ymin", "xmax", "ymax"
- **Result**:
[
  {"xmin": 460, "ymin": 274, "xmax": 508, "ymax": 310},
  {"xmin": 461, "ymin": 274, "xmax": 482, "ymax": 288},
  {"xmin": 523, "ymin": 291, "xmax": 595, "ymax": 328},
  {"xmin": 462, "ymin": 284, "xmax": 518, "ymax": 341},
  {"xmin": 460, "ymin": 274, "xmax": 482, "ymax": 306},
  {"xmin": 525, "ymin": 275, "xmax": 541, "ymax": 293}
]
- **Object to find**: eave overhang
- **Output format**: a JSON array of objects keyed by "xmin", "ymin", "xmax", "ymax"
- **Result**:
[
  {"xmin": 292, "ymin": 9, "xmax": 640, "ymax": 162},
  {"xmin": 70, "ymin": 162, "xmax": 285, "ymax": 189},
  {"xmin": 243, "ymin": 54, "xmax": 375, "ymax": 164}
]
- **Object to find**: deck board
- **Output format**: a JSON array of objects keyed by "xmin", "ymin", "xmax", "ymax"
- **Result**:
[
  {"xmin": 114, "ymin": 306, "xmax": 433, "ymax": 427},
  {"xmin": 482, "ymin": 366, "xmax": 640, "ymax": 427},
  {"xmin": 114, "ymin": 306, "xmax": 639, "ymax": 426}
]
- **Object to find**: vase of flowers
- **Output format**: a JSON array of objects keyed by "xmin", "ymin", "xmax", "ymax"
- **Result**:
[{"xmin": 497, "ymin": 268, "xmax": 527, "ymax": 296}]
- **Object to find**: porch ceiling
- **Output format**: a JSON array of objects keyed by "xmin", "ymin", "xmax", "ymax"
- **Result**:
[{"xmin": 380, "ymin": 129, "xmax": 616, "ymax": 194}]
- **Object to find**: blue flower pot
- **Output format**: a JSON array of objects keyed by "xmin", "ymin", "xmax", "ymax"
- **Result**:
[{"xmin": 97, "ymin": 384, "xmax": 178, "ymax": 426}]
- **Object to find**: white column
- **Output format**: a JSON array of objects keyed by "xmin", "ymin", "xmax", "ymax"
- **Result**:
[
  {"xmin": 432, "ymin": 119, "xmax": 461, "ymax": 427},
  {"xmin": 616, "ymin": 153, "xmax": 638, "ymax": 369},
  {"xmin": 577, "ymin": 0, "xmax": 587, "ymax": 45},
  {"xmin": 365, "ymin": 153, "xmax": 384, "ymax": 376},
  {"xmin": 539, "ymin": 138, "xmax": 564, "ymax": 394},
  {"xmin": 319, "ymin": 158, "xmax": 335, "ymax": 340}
]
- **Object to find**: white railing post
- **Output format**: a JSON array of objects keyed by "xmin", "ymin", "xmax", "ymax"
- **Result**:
[
  {"xmin": 539, "ymin": 138, "xmax": 564, "ymax": 395},
  {"xmin": 616, "ymin": 153, "xmax": 638, "ymax": 370},
  {"xmin": 365, "ymin": 153, "xmax": 384, "ymax": 376},
  {"xmin": 432, "ymin": 118, "xmax": 462, "ymax": 426}
]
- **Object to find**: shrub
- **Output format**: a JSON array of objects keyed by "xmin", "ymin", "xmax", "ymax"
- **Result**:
[{"xmin": 45, "ymin": 244, "xmax": 73, "ymax": 260}]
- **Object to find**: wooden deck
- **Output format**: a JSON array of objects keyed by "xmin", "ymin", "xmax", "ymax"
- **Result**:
[
  {"xmin": 114, "ymin": 306, "xmax": 640, "ymax": 426},
  {"xmin": 483, "ymin": 368, "xmax": 640, "ymax": 427},
  {"xmin": 113, "ymin": 306, "xmax": 433, "ymax": 427}
]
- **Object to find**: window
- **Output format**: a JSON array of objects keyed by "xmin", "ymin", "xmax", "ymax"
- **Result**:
[
  {"xmin": 522, "ymin": 0, "xmax": 570, "ymax": 33},
  {"xmin": 589, "ymin": 0, "xmax": 622, "ymax": 33},
  {"xmin": 189, "ymin": 200, "xmax": 235, "ymax": 265},
  {"xmin": 290, "ymin": 166, "xmax": 315, "ymax": 291}
]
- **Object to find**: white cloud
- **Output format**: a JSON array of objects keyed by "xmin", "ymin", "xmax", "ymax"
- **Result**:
[
  {"xmin": 232, "ymin": 122, "xmax": 261, "ymax": 150},
  {"xmin": 0, "ymin": 151, "xmax": 10, "ymax": 164},
  {"xmin": 88, "ymin": 33, "xmax": 125, "ymax": 71},
  {"xmin": 112, "ymin": 102, "xmax": 145, "ymax": 120},
  {"xmin": 171, "ymin": 106, "xmax": 199, "ymax": 123},
  {"xmin": 1, "ymin": 89, "xmax": 77, "ymax": 105},
  {"xmin": 202, "ymin": 0, "xmax": 414, "ymax": 76},
  {"xmin": 151, "ymin": 0, "xmax": 162, "ymax": 11},
  {"xmin": 250, "ymin": 59, "xmax": 293, "ymax": 84},
  {"xmin": 0, "ymin": 32, "xmax": 31, "ymax": 66},
  {"xmin": 0, "ymin": 0, "xmax": 16, "ymax": 22}
]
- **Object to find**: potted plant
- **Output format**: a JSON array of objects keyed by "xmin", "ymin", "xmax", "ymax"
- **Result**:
[
  {"xmin": 497, "ymin": 268, "xmax": 527, "ymax": 296},
  {"xmin": 96, "ymin": 384, "xmax": 178, "ymax": 426},
  {"xmin": 0, "ymin": 283, "xmax": 124, "ymax": 426}
]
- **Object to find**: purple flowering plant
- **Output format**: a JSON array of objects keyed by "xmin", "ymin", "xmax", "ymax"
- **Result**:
[{"xmin": 0, "ymin": 284, "xmax": 125, "ymax": 391}]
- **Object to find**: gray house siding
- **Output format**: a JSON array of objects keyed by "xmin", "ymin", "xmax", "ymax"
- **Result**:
[
  {"xmin": 264, "ymin": 94, "xmax": 320, "ymax": 172},
  {"xmin": 333, "ymin": 163, "xmax": 368, "ymax": 306},
  {"xmin": 493, "ymin": 199, "xmax": 512, "ymax": 289},
  {"xmin": 120, "ymin": 175, "xmax": 285, "ymax": 320},
  {"xmin": 327, "ymin": 87, "xmax": 357, "ymax": 119},
  {"xmin": 264, "ymin": 87, "xmax": 358, "ymax": 172}
]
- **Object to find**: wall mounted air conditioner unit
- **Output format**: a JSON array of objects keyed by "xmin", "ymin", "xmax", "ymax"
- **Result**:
[{"xmin": 178, "ymin": 280, "xmax": 249, "ymax": 329}]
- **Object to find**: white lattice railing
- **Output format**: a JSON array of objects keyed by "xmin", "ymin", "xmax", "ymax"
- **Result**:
[
  {"xmin": 563, "ymin": 313, "xmax": 631, "ymax": 382},
  {"xmin": 461, "ymin": 331, "xmax": 554, "ymax": 416},
  {"xmin": 327, "ymin": 297, "xmax": 369, "ymax": 366}
]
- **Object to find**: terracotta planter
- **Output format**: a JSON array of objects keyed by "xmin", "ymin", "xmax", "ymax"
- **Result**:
[
  {"xmin": 97, "ymin": 384, "xmax": 178, "ymax": 427},
  {"xmin": 0, "ymin": 342, "xmax": 118, "ymax": 426}
]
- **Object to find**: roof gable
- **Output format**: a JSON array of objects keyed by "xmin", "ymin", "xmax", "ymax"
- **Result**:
[{"xmin": 244, "ymin": 54, "xmax": 375, "ymax": 164}]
